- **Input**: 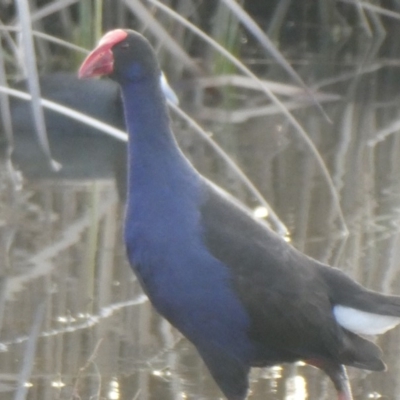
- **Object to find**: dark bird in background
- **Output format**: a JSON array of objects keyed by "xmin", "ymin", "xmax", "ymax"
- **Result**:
[
  {"xmin": 2, "ymin": 74, "xmax": 128, "ymax": 197},
  {"xmin": 79, "ymin": 29, "xmax": 400, "ymax": 400}
]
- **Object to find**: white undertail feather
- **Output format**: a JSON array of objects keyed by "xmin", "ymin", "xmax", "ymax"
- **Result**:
[{"xmin": 333, "ymin": 305, "xmax": 400, "ymax": 335}]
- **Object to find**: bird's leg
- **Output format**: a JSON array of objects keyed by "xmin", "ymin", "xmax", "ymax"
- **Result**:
[
  {"xmin": 196, "ymin": 346, "xmax": 250, "ymax": 400},
  {"xmin": 306, "ymin": 360, "xmax": 353, "ymax": 400}
]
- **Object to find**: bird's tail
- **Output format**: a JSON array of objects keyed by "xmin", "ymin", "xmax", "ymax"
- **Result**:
[
  {"xmin": 340, "ymin": 329, "xmax": 385, "ymax": 371},
  {"xmin": 321, "ymin": 266, "xmax": 400, "ymax": 336}
]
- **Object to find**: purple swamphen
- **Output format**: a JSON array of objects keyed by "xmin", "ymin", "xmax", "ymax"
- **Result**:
[{"xmin": 79, "ymin": 29, "xmax": 400, "ymax": 400}]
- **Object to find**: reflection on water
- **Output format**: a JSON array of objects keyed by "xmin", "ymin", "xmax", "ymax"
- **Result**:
[{"xmin": 2, "ymin": 75, "xmax": 400, "ymax": 400}]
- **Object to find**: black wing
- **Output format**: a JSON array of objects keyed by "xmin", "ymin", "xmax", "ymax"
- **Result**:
[{"xmin": 199, "ymin": 180, "xmax": 383, "ymax": 369}]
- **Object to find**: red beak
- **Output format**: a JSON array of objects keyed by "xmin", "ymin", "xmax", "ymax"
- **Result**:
[
  {"xmin": 78, "ymin": 47, "xmax": 114, "ymax": 78},
  {"xmin": 79, "ymin": 29, "xmax": 128, "ymax": 79}
]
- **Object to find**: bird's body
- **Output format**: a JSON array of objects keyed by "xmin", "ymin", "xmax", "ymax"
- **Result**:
[
  {"xmin": 121, "ymin": 78, "xmax": 254, "ymax": 379},
  {"xmin": 79, "ymin": 29, "xmax": 400, "ymax": 400}
]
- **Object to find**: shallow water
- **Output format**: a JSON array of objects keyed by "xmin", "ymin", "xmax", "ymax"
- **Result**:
[{"xmin": 2, "ymin": 70, "xmax": 400, "ymax": 400}]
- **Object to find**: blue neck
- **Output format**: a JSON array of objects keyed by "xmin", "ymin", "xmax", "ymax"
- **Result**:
[
  {"xmin": 121, "ymin": 78, "xmax": 177, "ymax": 153},
  {"xmin": 121, "ymin": 77, "xmax": 195, "ymax": 181}
]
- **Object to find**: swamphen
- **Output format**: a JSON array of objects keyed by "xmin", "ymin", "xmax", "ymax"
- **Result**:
[
  {"xmin": 3, "ymin": 73, "xmax": 128, "ymax": 196},
  {"xmin": 79, "ymin": 29, "xmax": 400, "ymax": 400}
]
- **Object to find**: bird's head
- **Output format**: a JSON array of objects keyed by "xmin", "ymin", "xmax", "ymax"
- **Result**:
[{"xmin": 79, "ymin": 29, "xmax": 160, "ymax": 84}]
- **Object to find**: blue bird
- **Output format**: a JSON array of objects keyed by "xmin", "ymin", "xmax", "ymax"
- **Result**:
[{"xmin": 79, "ymin": 29, "xmax": 400, "ymax": 400}]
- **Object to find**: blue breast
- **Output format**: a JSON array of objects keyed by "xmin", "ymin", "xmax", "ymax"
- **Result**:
[{"xmin": 124, "ymin": 171, "xmax": 254, "ymax": 362}]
